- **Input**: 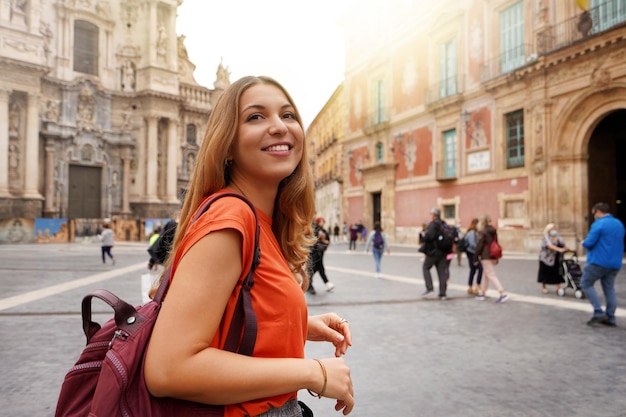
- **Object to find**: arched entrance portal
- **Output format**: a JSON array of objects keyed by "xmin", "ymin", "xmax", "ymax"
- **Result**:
[{"xmin": 587, "ymin": 109, "xmax": 626, "ymax": 243}]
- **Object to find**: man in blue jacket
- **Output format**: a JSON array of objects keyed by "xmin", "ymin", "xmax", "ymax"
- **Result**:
[{"xmin": 581, "ymin": 202, "xmax": 625, "ymax": 327}]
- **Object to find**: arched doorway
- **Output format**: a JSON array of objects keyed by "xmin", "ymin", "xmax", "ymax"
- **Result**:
[{"xmin": 587, "ymin": 109, "xmax": 626, "ymax": 243}]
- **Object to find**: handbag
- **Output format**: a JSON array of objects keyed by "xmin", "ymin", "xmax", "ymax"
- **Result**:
[
  {"xmin": 55, "ymin": 193, "xmax": 261, "ymax": 417},
  {"xmin": 489, "ymin": 235, "xmax": 503, "ymax": 259}
]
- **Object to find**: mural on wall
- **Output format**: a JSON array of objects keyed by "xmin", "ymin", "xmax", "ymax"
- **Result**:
[
  {"xmin": 348, "ymin": 147, "xmax": 369, "ymax": 187},
  {"xmin": 0, "ymin": 218, "xmax": 34, "ymax": 244},
  {"xmin": 394, "ymin": 126, "xmax": 434, "ymax": 180},
  {"xmin": 464, "ymin": 107, "xmax": 492, "ymax": 149},
  {"xmin": 467, "ymin": 0, "xmax": 485, "ymax": 85},
  {"xmin": 34, "ymin": 218, "xmax": 69, "ymax": 243},
  {"xmin": 393, "ymin": 34, "xmax": 427, "ymax": 112}
]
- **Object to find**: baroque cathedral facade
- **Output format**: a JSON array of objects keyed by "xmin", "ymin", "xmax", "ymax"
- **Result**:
[{"xmin": 0, "ymin": 0, "xmax": 225, "ymax": 242}]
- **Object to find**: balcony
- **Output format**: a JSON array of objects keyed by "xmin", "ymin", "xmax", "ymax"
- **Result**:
[
  {"xmin": 363, "ymin": 108, "xmax": 390, "ymax": 136},
  {"xmin": 425, "ymin": 75, "xmax": 465, "ymax": 105},
  {"xmin": 436, "ymin": 159, "xmax": 458, "ymax": 181},
  {"xmin": 480, "ymin": 44, "xmax": 532, "ymax": 82},
  {"xmin": 537, "ymin": 0, "xmax": 626, "ymax": 55}
]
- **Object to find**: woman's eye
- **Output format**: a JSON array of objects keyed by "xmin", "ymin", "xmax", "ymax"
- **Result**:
[
  {"xmin": 246, "ymin": 114, "xmax": 262, "ymax": 121},
  {"xmin": 283, "ymin": 112, "xmax": 297, "ymax": 120}
]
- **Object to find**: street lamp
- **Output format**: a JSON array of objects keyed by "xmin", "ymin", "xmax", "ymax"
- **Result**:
[{"xmin": 461, "ymin": 109, "xmax": 471, "ymax": 141}]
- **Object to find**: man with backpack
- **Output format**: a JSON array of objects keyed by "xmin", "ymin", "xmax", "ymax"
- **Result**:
[
  {"xmin": 365, "ymin": 221, "xmax": 390, "ymax": 278},
  {"xmin": 421, "ymin": 207, "xmax": 451, "ymax": 300}
]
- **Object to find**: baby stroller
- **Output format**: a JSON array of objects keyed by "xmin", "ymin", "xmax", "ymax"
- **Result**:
[{"xmin": 557, "ymin": 251, "xmax": 585, "ymax": 299}]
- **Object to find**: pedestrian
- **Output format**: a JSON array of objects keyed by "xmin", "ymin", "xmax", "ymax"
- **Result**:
[
  {"xmin": 360, "ymin": 224, "xmax": 368, "ymax": 243},
  {"xmin": 442, "ymin": 219, "xmax": 458, "ymax": 282},
  {"xmin": 98, "ymin": 222, "xmax": 115, "ymax": 265},
  {"xmin": 349, "ymin": 223, "xmax": 359, "ymax": 251},
  {"xmin": 364, "ymin": 221, "xmax": 390, "ymax": 278},
  {"xmin": 147, "ymin": 226, "xmax": 161, "ymax": 270},
  {"xmin": 308, "ymin": 217, "xmax": 335, "ymax": 294},
  {"xmin": 342, "ymin": 221, "xmax": 348, "ymax": 242},
  {"xmin": 421, "ymin": 208, "xmax": 448, "ymax": 300},
  {"xmin": 418, "ymin": 221, "xmax": 428, "ymax": 253},
  {"xmin": 464, "ymin": 218, "xmax": 482, "ymax": 295},
  {"xmin": 333, "ymin": 223, "xmax": 340, "ymax": 242},
  {"xmin": 580, "ymin": 202, "xmax": 625, "ymax": 327},
  {"xmin": 144, "ymin": 75, "xmax": 354, "ymax": 416},
  {"xmin": 474, "ymin": 215, "xmax": 509, "ymax": 303},
  {"xmin": 537, "ymin": 223, "xmax": 571, "ymax": 294}
]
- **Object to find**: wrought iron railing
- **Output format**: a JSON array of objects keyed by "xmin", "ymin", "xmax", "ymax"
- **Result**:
[
  {"xmin": 480, "ymin": 44, "xmax": 531, "ymax": 82},
  {"xmin": 537, "ymin": 0, "xmax": 626, "ymax": 54},
  {"xmin": 425, "ymin": 75, "xmax": 465, "ymax": 104}
]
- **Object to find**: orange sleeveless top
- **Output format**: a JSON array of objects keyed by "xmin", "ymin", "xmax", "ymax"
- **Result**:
[{"xmin": 170, "ymin": 192, "xmax": 308, "ymax": 417}]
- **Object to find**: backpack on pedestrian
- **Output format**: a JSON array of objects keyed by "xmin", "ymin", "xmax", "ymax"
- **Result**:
[
  {"xmin": 54, "ymin": 193, "xmax": 262, "ymax": 417},
  {"xmin": 456, "ymin": 234, "xmax": 469, "ymax": 252},
  {"xmin": 436, "ymin": 222, "xmax": 455, "ymax": 253},
  {"xmin": 373, "ymin": 230, "xmax": 384, "ymax": 249}
]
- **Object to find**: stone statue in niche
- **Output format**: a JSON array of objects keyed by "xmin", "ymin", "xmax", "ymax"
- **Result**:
[
  {"xmin": 44, "ymin": 100, "xmax": 59, "ymax": 122},
  {"xmin": 157, "ymin": 24, "xmax": 167, "ymax": 56},
  {"xmin": 76, "ymin": 86, "xmax": 96, "ymax": 130},
  {"xmin": 9, "ymin": 143, "xmax": 20, "ymax": 181},
  {"xmin": 121, "ymin": 61, "xmax": 135, "ymax": 92},
  {"xmin": 187, "ymin": 153, "xmax": 195, "ymax": 177},
  {"xmin": 9, "ymin": 102, "xmax": 20, "ymax": 137},
  {"xmin": 11, "ymin": 0, "xmax": 28, "ymax": 26}
]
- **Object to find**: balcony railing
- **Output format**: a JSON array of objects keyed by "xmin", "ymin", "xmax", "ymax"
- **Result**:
[
  {"xmin": 481, "ymin": 44, "xmax": 531, "ymax": 82},
  {"xmin": 363, "ymin": 108, "xmax": 390, "ymax": 135},
  {"xmin": 537, "ymin": 0, "xmax": 626, "ymax": 55},
  {"xmin": 179, "ymin": 83, "xmax": 212, "ymax": 109},
  {"xmin": 435, "ymin": 159, "xmax": 458, "ymax": 181},
  {"xmin": 425, "ymin": 75, "xmax": 465, "ymax": 105}
]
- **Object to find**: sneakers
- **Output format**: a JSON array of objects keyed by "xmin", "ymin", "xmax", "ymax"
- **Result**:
[
  {"xmin": 475, "ymin": 294, "xmax": 485, "ymax": 301},
  {"xmin": 601, "ymin": 318, "xmax": 617, "ymax": 327},
  {"xmin": 587, "ymin": 315, "xmax": 609, "ymax": 327},
  {"xmin": 421, "ymin": 289, "xmax": 433, "ymax": 297},
  {"xmin": 496, "ymin": 294, "xmax": 509, "ymax": 304},
  {"xmin": 307, "ymin": 285, "xmax": 316, "ymax": 295},
  {"xmin": 325, "ymin": 282, "xmax": 335, "ymax": 292},
  {"xmin": 541, "ymin": 287, "xmax": 549, "ymax": 294},
  {"xmin": 467, "ymin": 287, "xmax": 474, "ymax": 295},
  {"xmin": 439, "ymin": 295, "xmax": 447, "ymax": 301}
]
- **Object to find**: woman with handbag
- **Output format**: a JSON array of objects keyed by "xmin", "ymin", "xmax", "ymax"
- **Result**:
[
  {"xmin": 537, "ymin": 223, "xmax": 570, "ymax": 294},
  {"xmin": 473, "ymin": 214, "xmax": 509, "ymax": 303},
  {"xmin": 144, "ymin": 76, "xmax": 354, "ymax": 416}
]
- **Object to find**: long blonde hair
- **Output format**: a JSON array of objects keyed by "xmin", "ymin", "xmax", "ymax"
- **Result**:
[{"xmin": 163, "ymin": 76, "xmax": 315, "ymax": 290}]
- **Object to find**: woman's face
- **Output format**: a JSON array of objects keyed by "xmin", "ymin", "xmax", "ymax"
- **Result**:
[{"xmin": 232, "ymin": 83, "xmax": 304, "ymax": 187}]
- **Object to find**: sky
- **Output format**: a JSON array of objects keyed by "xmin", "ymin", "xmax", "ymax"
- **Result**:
[{"xmin": 176, "ymin": 0, "xmax": 347, "ymax": 128}]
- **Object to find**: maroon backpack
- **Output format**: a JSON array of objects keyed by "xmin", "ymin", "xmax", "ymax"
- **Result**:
[{"xmin": 54, "ymin": 193, "xmax": 261, "ymax": 417}]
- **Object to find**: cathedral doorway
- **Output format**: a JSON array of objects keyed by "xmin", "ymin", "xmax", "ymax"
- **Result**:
[
  {"xmin": 68, "ymin": 165, "xmax": 102, "ymax": 219},
  {"xmin": 586, "ymin": 109, "xmax": 626, "ymax": 241}
]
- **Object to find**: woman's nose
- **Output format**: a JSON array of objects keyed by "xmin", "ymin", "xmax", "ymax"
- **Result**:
[{"xmin": 268, "ymin": 116, "xmax": 288, "ymax": 135}]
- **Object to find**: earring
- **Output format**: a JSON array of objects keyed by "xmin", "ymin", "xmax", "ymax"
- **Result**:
[{"xmin": 224, "ymin": 159, "xmax": 233, "ymax": 167}]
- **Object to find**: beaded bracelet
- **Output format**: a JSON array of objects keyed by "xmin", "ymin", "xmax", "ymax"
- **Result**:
[{"xmin": 307, "ymin": 359, "xmax": 327, "ymax": 399}]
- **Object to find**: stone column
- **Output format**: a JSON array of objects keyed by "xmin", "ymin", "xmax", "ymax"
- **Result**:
[
  {"xmin": 121, "ymin": 148, "xmax": 131, "ymax": 213},
  {"xmin": 43, "ymin": 141, "xmax": 56, "ymax": 215},
  {"xmin": 146, "ymin": 116, "xmax": 159, "ymax": 201},
  {"xmin": 165, "ymin": 119, "xmax": 178, "ymax": 203},
  {"xmin": 23, "ymin": 92, "xmax": 41, "ymax": 198},
  {"xmin": 0, "ymin": 89, "xmax": 10, "ymax": 196}
]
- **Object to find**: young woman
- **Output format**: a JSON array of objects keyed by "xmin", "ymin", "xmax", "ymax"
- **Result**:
[
  {"xmin": 144, "ymin": 76, "xmax": 354, "ymax": 416},
  {"xmin": 364, "ymin": 221, "xmax": 390, "ymax": 278},
  {"xmin": 474, "ymin": 215, "xmax": 509, "ymax": 303},
  {"xmin": 464, "ymin": 218, "xmax": 482, "ymax": 295}
]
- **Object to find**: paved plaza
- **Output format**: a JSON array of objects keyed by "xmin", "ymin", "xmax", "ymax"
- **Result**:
[{"xmin": 1, "ymin": 241, "xmax": 625, "ymax": 417}]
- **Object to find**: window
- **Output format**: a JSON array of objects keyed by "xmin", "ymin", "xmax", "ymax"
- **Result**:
[
  {"xmin": 443, "ymin": 204, "xmax": 456, "ymax": 220},
  {"xmin": 376, "ymin": 142, "xmax": 384, "ymax": 163},
  {"xmin": 443, "ymin": 129, "xmax": 457, "ymax": 178},
  {"xmin": 186, "ymin": 124, "xmax": 197, "ymax": 145},
  {"xmin": 506, "ymin": 110, "xmax": 524, "ymax": 168},
  {"xmin": 439, "ymin": 39, "xmax": 457, "ymax": 98},
  {"xmin": 374, "ymin": 79, "xmax": 385, "ymax": 124},
  {"xmin": 500, "ymin": 1, "xmax": 524, "ymax": 73},
  {"xmin": 591, "ymin": 0, "xmax": 626, "ymax": 33},
  {"xmin": 74, "ymin": 20, "xmax": 99, "ymax": 75}
]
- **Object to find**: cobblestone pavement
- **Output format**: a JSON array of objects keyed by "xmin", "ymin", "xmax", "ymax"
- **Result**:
[{"xmin": 1, "ymin": 241, "xmax": 625, "ymax": 417}]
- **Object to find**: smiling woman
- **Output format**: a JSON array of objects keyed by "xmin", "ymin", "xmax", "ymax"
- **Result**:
[
  {"xmin": 175, "ymin": 1, "xmax": 346, "ymax": 127},
  {"xmin": 144, "ymin": 75, "xmax": 355, "ymax": 417}
]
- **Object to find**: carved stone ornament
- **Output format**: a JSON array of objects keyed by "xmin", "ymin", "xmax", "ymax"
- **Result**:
[{"xmin": 590, "ymin": 66, "xmax": 611, "ymax": 88}]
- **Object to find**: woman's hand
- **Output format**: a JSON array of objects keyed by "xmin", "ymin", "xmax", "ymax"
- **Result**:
[{"xmin": 307, "ymin": 313, "xmax": 352, "ymax": 357}]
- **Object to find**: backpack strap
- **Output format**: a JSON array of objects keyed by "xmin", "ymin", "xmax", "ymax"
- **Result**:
[{"xmin": 162, "ymin": 192, "xmax": 261, "ymax": 356}]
